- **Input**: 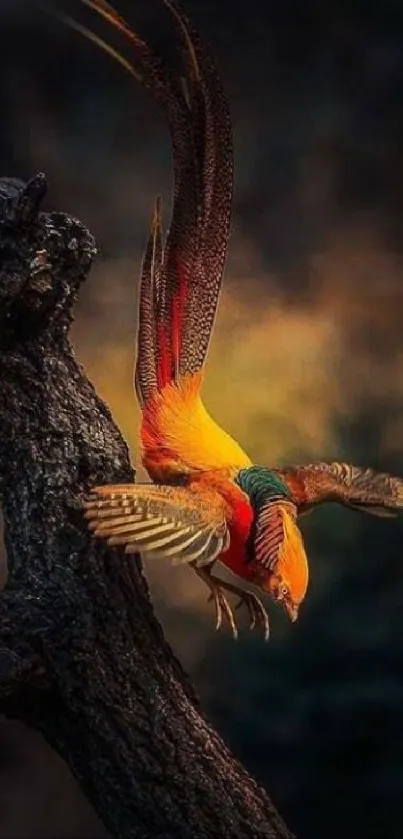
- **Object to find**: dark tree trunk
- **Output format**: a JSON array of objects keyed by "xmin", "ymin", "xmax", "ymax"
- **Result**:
[{"xmin": 0, "ymin": 174, "xmax": 294, "ymax": 838}]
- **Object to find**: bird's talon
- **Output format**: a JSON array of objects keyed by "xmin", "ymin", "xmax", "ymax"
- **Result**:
[
  {"xmin": 235, "ymin": 591, "xmax": 269, "ymax": 639},
  {"xmin": 196, "ymin": 569, "xmax": 268, "ymax": 641},
  {"xmin": 222, "ymin": 596, "xmax": 238, "ymax": 639},
  {"xmin": 217, "ymin": 590, "xmax": 237, "ymax": 638},
  {"xmin": 205, "ymin": 581, "xmax": 238, "ymax": 637},
  {"xmin": 211, "ymin": 591, "xmax": 222, "ymax": 631}
]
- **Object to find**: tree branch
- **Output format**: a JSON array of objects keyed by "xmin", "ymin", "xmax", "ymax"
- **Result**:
[{"xmin": 0, "ymin": 174, "xmax": 294, "ymax": 838}]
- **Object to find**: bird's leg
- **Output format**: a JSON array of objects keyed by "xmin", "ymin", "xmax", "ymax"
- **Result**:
[
  {"xmin": 195, "ymin": 566, "xmax": 270, "ymax": 641},
  {"xmin": 194, "ymin": 566, "xmax": 238, "ymax": 639},
  {"xmin": 215, "ymin": 578, "xmax": 270, "ymax": 640}
]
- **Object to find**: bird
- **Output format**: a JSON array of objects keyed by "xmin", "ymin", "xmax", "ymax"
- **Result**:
[{"xmin": 64, "ymin": 0, "xmax": 403, "ymax": 639}]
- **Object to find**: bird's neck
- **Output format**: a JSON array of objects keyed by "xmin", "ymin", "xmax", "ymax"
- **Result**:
[{"xmin": 235, "ymin": 465, "xmax": 292, "ymax": 509}]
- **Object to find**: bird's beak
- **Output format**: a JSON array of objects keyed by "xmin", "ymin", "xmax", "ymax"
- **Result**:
[{"xmin": 284, "ymin": 601, "xmax": 299, "ymax": 623}]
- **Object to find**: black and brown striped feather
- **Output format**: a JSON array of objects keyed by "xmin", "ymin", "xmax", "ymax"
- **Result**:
[
  {"xmin": 134, "ymin": 197, "xmax": 163, "ymax": 406},
  {"xmin": 70, "ymin": 0, "xmax": 232, "ymax": 394},
  {"xmin": 277, "ymin": 462, "xmax": 403, "ymax": 517},
  {"xmin": 162, "ymin": 0, "xmax": 233, "ymax": 377},
  {"xmin": 84, "ymin": 484, "xmax": 229, "ymax": 566},
  {"xmin": 251, "ymin": 499, "xmax": 298, "ymax": 570}
]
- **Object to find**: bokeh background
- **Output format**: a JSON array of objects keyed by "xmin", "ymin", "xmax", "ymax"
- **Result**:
[{"xmin": 1, "ymin": 0, "xmax": 403, "ymax": 836}]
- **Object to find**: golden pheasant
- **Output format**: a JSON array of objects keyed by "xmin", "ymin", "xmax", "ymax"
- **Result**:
[{"xmin": 65, "ymin": 0, "xmax": 403, "ymax": 639}]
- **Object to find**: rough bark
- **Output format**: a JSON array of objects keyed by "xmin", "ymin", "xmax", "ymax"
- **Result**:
[{"xmin": 0, "ymin": 174, "xmax": 294, "ymax": 838}]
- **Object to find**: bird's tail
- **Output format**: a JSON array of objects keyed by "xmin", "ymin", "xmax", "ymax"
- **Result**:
[
  {"xmin": 56, "ymin": 0, "xmax": 249, "ymax": 477},
  {"xmin": 61, "ymin": 0, "xmax": 233, "ymax": 404},
  {"xmin": 131, "ymin": 0, "xmax": 234, "ymax": 407}
]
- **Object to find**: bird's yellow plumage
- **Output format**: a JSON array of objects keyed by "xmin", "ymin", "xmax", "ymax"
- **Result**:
[{"xmin": 141, "ymin": 371, "xmax": 252, "ymax": 482}]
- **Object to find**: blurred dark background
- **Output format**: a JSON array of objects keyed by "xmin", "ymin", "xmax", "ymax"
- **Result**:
[{"xmin": 1, "ymin": 1, "xmax": 403, "ymax": 837}]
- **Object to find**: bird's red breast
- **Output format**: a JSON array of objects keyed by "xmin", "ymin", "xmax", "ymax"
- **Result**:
[{"xmin": 217, "ymin": 488, "xmax": 255, "ymax": 581}]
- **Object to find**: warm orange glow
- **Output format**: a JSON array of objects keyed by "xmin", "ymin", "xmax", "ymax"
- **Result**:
[{"xmin": 141, "ymin": 370, "xmax": 252, "ymax": 481}]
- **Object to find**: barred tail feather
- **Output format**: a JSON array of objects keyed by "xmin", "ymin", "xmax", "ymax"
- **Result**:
[
  {"xmin": 162, "ymin": 0, "xmax": 233, "ymax": 378},
  {"xmin": 59, "ymin": 0, "xmax": 248, "ymax": 477},
  {"xmin": 67, "ymin": 0, "xmax": 232, "ymax": 399},
  {"xmin": 134, "ymin": 197, "xmax": 162, "ymax": 406}
]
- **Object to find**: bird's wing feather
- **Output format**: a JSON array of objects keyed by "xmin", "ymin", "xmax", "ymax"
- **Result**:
[
  {"xmin": 251, "ymin": 500, "xmax": 298, "ymax": 570},
  {"xmin": 84, "ymin": 483, "xmax": 229, "ymax": 566},
  {"xmin": 278, "ymin": 462, "xmax": 403, "ymax": 517}
]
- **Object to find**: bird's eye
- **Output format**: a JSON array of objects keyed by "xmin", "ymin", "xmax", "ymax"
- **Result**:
[{"xmin": 280, "ymin": 584, "xmax": 288, "ymax": 598}]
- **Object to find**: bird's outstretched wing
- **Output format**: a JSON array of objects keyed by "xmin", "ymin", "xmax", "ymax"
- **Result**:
[
  {"xmin": 84, "ymin": 483, "xmax": 229, "ymax": 565},
  {"xmin": 277, "ymin": 462, "xmax": 403, "ymax": 517}
]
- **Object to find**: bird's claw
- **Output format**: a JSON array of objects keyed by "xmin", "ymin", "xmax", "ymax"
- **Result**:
[
  {"xmin": 206, "ymin": 587, "xmax": 238, "ymax": 639},
  {"xmin": 204, "ymin": 577, "xmax": 269, "ymax": 640},
  {"xmin": 235, "ymin": 592, "xmax": 270, "ymax": 641}
]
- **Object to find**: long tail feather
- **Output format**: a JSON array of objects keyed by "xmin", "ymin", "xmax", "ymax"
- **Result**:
[
  {"xmin": 161, "ymin": 0, "xmax": 234, "ymax": 376},
  {"xmin": 134, "ymin": 197, "xmax": 162, "ymax": 405},
  {"xmin": 44, "ymin": 7, "xmax": 143, "ymax": 81},
  {"xmin": 56, "ymin": 0, "xmax": 233, "ymax": 398}
]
